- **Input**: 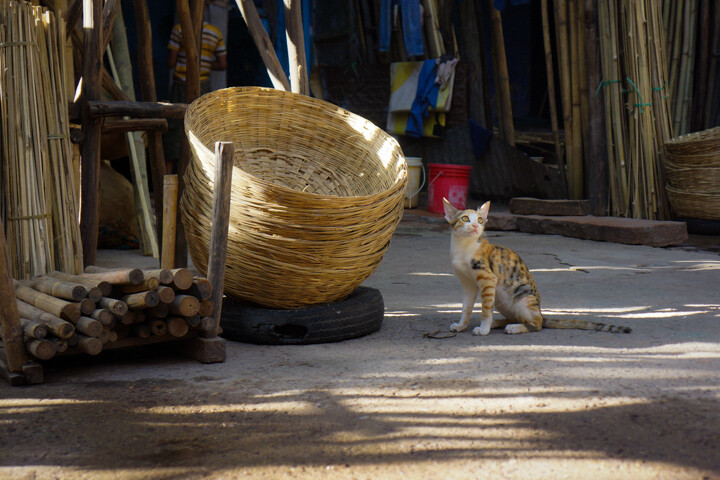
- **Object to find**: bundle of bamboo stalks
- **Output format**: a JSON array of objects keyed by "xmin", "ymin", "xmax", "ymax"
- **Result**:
[
  {"xmin": 2, "ymin": 267, "xmax": 215, "ymax": 361},
  {"xmin": 597, "ymin": 0, "xmax": 673, "ymax": 220},
  {"xmin": 663, "ymin": 0, "xmax": 698, "ymax": 136},
  {"xmin": 0, "ymin": 1, "xmax": 82, "ymax": 279}
]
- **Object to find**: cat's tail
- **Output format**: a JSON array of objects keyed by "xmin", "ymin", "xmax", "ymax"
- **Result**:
[{"xmin": 542, "ymin": 317, "xmax": 632, "ymax": 333}]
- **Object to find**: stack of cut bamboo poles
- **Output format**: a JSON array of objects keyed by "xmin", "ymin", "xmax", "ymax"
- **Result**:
[
  {"xmin": 0, "ymin": 1, "xmax": 83, "ymax": 279},
  {"xmin": 597, "ymin": 0, "xmax": 672, "ymax": 219},
  {"xmin": 4, "ymin": 267, "xmax": 214, "ymax": 361}
]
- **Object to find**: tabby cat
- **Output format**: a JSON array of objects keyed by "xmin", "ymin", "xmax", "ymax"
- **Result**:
[{"xmin": 443, "ymin": 198, "xmax": 632, "ymax": 335}]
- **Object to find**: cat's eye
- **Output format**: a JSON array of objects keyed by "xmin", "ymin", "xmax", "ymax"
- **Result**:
[
  {"xmin": 461, "ymin": 215, "xmax": 469, "ymax": 222},
  {"xmin": 478, "ymin": 218, "xmax": 484, "ymax": 224}
]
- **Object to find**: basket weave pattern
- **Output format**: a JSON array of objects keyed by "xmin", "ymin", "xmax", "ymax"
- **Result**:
[
  {"xmin": 181, "ymin": 87, "xmax": 407, "ymax": 308},
  {"xmin": 664, "ymin": 126, "xmax": 720, "ymax": 221}
]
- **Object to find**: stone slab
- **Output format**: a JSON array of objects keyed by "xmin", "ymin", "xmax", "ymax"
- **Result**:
[
  {"xmin": 515, "ymin": 214, "xmax": 689, "ymax": 247},
  {"xmin": 510, "ymin": 197, "xmax": 590, "ymax": 216}
]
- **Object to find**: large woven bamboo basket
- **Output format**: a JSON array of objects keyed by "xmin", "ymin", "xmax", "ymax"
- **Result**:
[
  {"xmin": 181, "ymin": 87, "xmax": 408, "ymax": 309},
  {"xmin": 664, "ymin": 126, "xmax": 720, "ymax": 221}
]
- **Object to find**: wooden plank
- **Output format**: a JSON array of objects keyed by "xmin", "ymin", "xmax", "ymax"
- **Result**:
[
  {"xmin": 510, "ymin": 197, "xmax": 590, "ymax": 216},
  {"xmin": 204, "ymin": 142, "xmax": 234, "ymax": 337},
  {"xmin": 161, "ymin": 175, "xmax": 178, "ymax": 269},
  {"xmin": 88, "ymin": 100, "xmax": 187, "ymax": 119},
  {"xmin": 102, "ymin": 118, "xmax": 168, "ymax": 133}
]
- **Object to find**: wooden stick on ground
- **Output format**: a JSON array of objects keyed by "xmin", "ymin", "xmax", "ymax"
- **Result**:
[
  {"xmin": 204, "ymin": 141, "xmax": 234, "ymax": 337},
  {"xmin": 170, "ymin": 268, "xmax": 193, "ymax": 290},
  {"xmin": 144, "ymin": 268, "xmax": 174, "ymax": 285},
  {"xmin": 14, "ymin": 281, "xmax": 81, "ymax": 323},
  {"xmin": 82, "ymin": 267, "xmax": 144, "ymax": 285},
  {"xmin": 161, "ymin": 174, "xmax": 178, "ymax": 270},
  {"xmin": 48, "ymin": 271, "xmax": 112, "ymax": 296},
  {"xmin": 16, "ymin": 299, "xmax": 75, "ymax": 339}
]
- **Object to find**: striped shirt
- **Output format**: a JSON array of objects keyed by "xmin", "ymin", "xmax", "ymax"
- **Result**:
[{"xmin": 168, "ymin": 22, "xmax": 226, "ymax": 82}]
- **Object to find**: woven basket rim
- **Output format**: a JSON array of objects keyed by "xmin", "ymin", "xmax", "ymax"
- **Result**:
[
  {"xmin": 184, "ymin": 87, "xmax": 407, "ymax": 203},
  {"xmin": 665, "ymin": 126, "xmax": 720, "ymax": 147}
]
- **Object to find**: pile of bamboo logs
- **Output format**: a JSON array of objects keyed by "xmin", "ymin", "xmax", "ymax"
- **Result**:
[{"xmin": 5, "ymin": 267, "xmax": 214, "ymax": 361}]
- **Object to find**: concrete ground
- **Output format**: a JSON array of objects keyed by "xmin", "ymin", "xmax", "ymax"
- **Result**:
[{"xmin": 1, "ymin": 207, "xmax": 719, "ymax": 479}]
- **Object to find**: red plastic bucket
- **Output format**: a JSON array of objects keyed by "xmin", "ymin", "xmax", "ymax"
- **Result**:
[{"xmin": 427, "ymin": 163, "xmax": 473, "ymax": 213}]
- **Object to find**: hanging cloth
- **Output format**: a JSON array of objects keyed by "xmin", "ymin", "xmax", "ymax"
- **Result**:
[
  {"xmin": 405, "ymin": 59, "xmax": 439, "ymax": 137},
  {"xmin": 378, "ymin": 0, "xmax": 425, "ymax": 57},
  {"xmin": 401, "ymin": 0, "xmax": 425, "ymax": 57}
]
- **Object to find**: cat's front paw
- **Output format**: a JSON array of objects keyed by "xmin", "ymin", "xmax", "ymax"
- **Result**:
[
  {"xmin": 450, "ymin": 322, "xmax": 467, "ymax": 332},
  {"xmin": 472, "ymin": 326, "xmax": 491, "ymax": 336}
]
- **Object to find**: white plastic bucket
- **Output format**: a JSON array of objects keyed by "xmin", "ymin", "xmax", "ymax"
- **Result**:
[{"xmin": 404, "ymin": 157, "xmax": 425, "ymax": 208}]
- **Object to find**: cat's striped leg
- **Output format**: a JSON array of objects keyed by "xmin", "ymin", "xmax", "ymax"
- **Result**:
[
  {"xmin": 450, "ymin": 283, "xmax": 478, "ymax": 332},
  {"xmin": 491, "ymin": 318, "xmax": 512, "ymax": 329},
  {"xmin": 504, "ymin": 295, "xmax": 543, "ymax": 334},
  {"xmin": 472, "ymin": 273, "xmax": 496, "ymax": 336}
]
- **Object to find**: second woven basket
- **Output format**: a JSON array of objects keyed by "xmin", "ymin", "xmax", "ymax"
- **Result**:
[{"xmin": 181, "ymin": 87, "xmax": 407, "ymax": 309}]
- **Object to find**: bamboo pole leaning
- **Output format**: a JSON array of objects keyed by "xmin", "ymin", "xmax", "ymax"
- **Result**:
[{"xmin": 488, "ymin": 1, "xmax": 515, "ymax": 147}]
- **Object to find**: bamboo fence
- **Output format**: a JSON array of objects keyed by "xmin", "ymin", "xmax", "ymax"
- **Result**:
[{"xmin": 0, "ymin": 1, "xmax": 82, "ymax": 279}]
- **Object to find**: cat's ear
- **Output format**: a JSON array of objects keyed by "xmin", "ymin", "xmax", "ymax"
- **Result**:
[
  {"xmin": 443, "ymin": 198, "xmax": 459, "ymax": 223},
  {"xmin": 477, "ymin": 201, "xmax": 490, "ymax": 222}
]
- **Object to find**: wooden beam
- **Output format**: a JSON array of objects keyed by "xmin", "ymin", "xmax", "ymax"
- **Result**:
[
  {"xmin": 80, "ymin": 0, "xmax": 104, "ymax": 267},
  {"xmin": 234, "ymin": 0, "xmax": 290, "ymax": 91},
  {"xmin": 62, "ymin": 0, "xmax": 82, "ymax": 39},
  {"xmin": 100, "ymin": 0, "xmax": 121, "ymax": 53},
  {"xmin": 285, "ymin": 0, "xmax": 309, "ymax": 95},
  {"xmin": 130, "ymin": 0, "xmax": 168, "ymax": 250},
  {"xmin": 161, "ymin": 175, "xmax": 178, "ymax": 270},
  {"xmin": 102, "ymin": 117, "xmax": 168, "ymax": 133},
  {"xmin": 88, "ymin": 100, "xmax": 187, "ymax": 118},
  {"xmin": 174, "ymin": 0, "xmax": 202, "ymax": 268},
  {"xmin": 204, "ymin": 142, "xmax": 234, "ymax": 337},
  {"xmin": 176, "ymin": 0, "xmax": 200, "ymax": 101}
]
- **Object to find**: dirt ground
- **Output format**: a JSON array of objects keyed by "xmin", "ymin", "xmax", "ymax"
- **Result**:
[{"xmin": 1, "ymin": 212, "xmax": 719, "ymax": 479}]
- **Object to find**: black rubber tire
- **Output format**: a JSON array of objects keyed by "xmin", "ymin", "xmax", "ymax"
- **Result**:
[{"xmin": 220, "ymin": 286, "xmax": 384, "ymax": 345}]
